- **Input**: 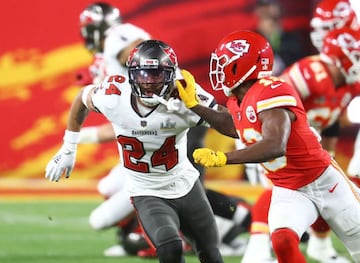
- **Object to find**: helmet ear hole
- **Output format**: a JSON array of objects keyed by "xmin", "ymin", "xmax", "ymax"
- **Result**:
[{"xmin": 231, "ymin": 63, "xmax": 237, "ymax": 75}]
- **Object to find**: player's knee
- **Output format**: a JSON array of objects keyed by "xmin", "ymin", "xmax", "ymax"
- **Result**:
[
  {"xmin": 88, "ymin": 209, "xmax": 111, "ymax": 230},
  {"xmin": 156, "ymin": 240, "xmax": 183, "ymax": 263},
  {"xmin": 271, "ymin": 228, "xmax": 299, "ymax": 254},
  {"xmin": 97, "ymin": 179, "xmax": 112, "ymax": 197}
]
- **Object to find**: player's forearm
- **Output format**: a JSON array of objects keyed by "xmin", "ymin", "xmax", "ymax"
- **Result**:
[
  {"xmin": 191, "ymin": 104, "xmax": 238, "ymax": 138},
  {"xmin": 225, "ymin": 139, "xmax": 285, "ymax": 164},
  {"xmin": 67, "ymin": 91, "xmax": 89, "ymax": 132}
]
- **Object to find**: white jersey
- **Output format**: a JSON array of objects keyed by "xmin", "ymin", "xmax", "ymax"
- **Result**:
[
  {"xmin": 104, "ymin": 23, "xmax": 151, "ymax": 76},
  {"xmin": 91, "ymin": 74, "xmax": 216, "ymax": 198}
]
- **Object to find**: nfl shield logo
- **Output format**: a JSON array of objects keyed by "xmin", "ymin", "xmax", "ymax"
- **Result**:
[{"xmin": 141, "ymin": 120, "xmax": 147, "ymax": 127}]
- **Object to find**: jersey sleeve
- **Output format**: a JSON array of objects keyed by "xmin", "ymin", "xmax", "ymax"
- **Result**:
[
  {"xmin": 91, "ymin": 75, "xmax": 125, "ymax": 114},
  {"xmin": 255, "ymin": 78, "xmax": 299, "ymax": 114},
  {"xmin": 195, "ymin": 84, "xmax": 217, "ymax": 109}
]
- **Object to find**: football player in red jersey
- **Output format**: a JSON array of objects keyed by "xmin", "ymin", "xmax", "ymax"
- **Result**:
[
  {"xmin": 239, "ymin": 0, "xmax": 360, "ymax": 261},
  {"xmin": 251, "ymin": 26, "xmax": 360, "ymax": 263},
  {"xmin": 176, "ymin": 30, "xmax": 360, "ymax": 263},
  {"xmin": 236, "ymin": 1, "xmax": 360, "ymax": 262}
]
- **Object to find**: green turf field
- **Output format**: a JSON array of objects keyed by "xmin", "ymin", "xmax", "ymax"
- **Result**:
[{"xmin": 0, "ymin": 200, "xmax": 352, "ymax": 263}]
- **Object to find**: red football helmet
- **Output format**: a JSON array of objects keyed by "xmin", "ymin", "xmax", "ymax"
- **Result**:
[
  {"xmin": 209, "ymin": 30, "xmax": 273, "ymax": 96},
  {"xmin": 320, "ymin": 27, "xmax": 360, "ymax": 84},
  {"xmin": 310, "ymin": 0, "xmax": 359, "ymax": 51}
]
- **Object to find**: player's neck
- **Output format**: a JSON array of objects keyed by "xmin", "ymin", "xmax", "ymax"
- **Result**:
[{"xmin": 136, "ymin": 97, "xmax": 156, "ymax": 115}]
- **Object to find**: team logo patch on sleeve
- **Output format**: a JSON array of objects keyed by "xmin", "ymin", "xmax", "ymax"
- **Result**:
[{"xmin": 246, "ymin": 106, "xmax": 257, "ymax": 123}]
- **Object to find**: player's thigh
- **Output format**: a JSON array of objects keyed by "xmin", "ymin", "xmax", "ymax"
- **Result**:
[
  {"xmin": 317, "ymin": 165, "xmax": 360, "ymax": 218},
  {"xmin": 319, "ymin": 166, "xmax": 360, "ymax": 253},
  {"xmin": 180, "ymin": 180, "xmax": 219, "ymax": 250},
  {"xmin": 132, "ymin": 196, "xmax": 182, "ymax": 247},
  {"xmin": 269, "ymin": 186, "xmax": 318, "ymax": 239}
]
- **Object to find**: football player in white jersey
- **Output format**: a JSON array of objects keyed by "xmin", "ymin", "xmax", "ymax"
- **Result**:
[
  {"xmin": 78, "ymin": 2, "xmax": 251, "ymax": 258},
  {"xmin": 45, "ymin": 39, "xmax": 225, "ymax": 263}
]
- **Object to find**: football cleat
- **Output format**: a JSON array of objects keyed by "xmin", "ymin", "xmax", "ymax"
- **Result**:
[{"xmin": 103, "ymin": 244, "xmax": 127, "ymax": 257}]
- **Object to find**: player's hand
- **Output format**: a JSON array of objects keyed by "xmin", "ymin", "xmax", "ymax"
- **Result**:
[
  {"xmin": 176, "ymin": 69, "xmax": 199, "ymax": 108},
  {"xmin": 193, "ymin": 148, "xmax": 227, "ymax": 167},
  {"xmin": 45, "ymin": 142, "xmax": 77, "ymax": 182},
  {"xmin": 45, "ymin": 130, "xmax": 80, "ymax": 182}
]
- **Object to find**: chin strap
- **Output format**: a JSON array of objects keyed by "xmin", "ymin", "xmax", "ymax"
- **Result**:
[{"xmin": 153, "ymin": 95, "xmax": 181, "ymax": 112}]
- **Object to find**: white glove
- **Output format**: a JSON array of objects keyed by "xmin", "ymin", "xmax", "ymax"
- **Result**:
[
  {"xmin": 45, "ymin": 130, "xmax": 80, "ymax": 182},
  {"xmin": 347, "ymin": 129, "xmax": 360, "ymax": 177},
  {"xmin": 153, "ymin": 95, "xmax": 181, "ymax": 112}
]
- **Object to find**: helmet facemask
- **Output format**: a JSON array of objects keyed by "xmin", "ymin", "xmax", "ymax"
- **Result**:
[
  {"xmin": 129, "ymin": 65, "xmax": 175, "ymax": 106},
  {"xmin": 127, "ymin": 40, "xmax": 178, "ymax": 107}
]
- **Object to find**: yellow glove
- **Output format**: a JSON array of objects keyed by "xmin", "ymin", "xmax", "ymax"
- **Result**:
[
  {"xmin": 193, "ymin": 148, "xmax": 227, "ymax": 167},
  {"xmin": 176, "ymin": 69, "xmax": 199, "ymax": 108}
]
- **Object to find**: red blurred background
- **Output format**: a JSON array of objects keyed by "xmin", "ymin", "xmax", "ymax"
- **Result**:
[{"xmin": 1, "ymin": 0, "xmax": 356, "ymax": 184}]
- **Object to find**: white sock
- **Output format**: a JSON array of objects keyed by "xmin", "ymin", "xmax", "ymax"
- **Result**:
[
  {"xmin": 306, "ymin": 231, "xmax": 337, "ymax": 260},
  {"xmin": 241, "ymin": 233, "xmax": 272, "ymax": 263}
]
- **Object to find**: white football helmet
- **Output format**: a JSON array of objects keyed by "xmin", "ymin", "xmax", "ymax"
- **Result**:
[
  {"xmin": 320, "ymin": 27, "xmax": 360, "ymax": 84},
  {"xmin": 310, "ymin": 0, "xmax": 359, "ymax": 52},
  {"xmin": 79, "ymin": 2, "xmax": 121, "ymax": 53}
]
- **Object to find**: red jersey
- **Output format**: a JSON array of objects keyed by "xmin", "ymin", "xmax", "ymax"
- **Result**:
[
  {"xmin": 227, "ymin": 77, "xmax": 331, "ymax": 189},
  {"xmin": 280, "ymin": 55, "xmax": 360, "ymax": 131}
]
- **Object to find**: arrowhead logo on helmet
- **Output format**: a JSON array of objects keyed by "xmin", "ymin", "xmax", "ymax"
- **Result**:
[{"xmin": 226, "ymin": 40, "xmax": 250, "ymax": 57}]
